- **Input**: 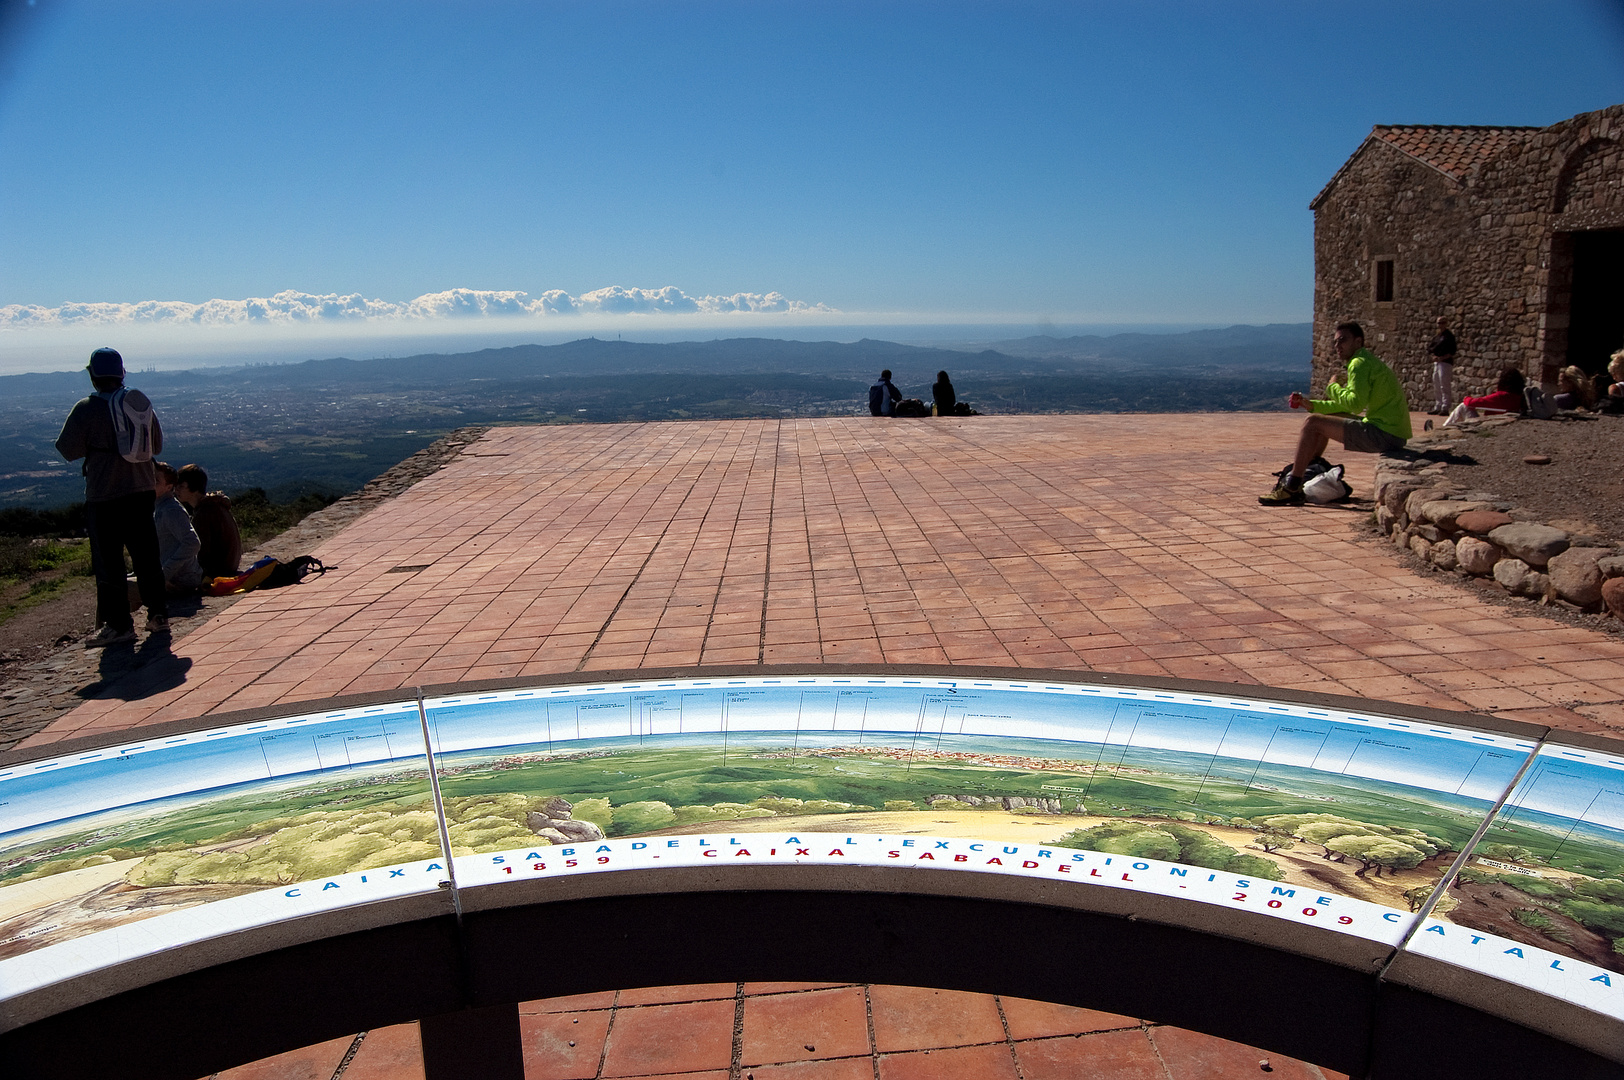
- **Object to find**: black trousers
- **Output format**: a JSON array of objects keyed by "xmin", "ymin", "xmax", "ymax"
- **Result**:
[{"xmin": 86, "ymin": 491, "xmax": 167, "ymax": 631}]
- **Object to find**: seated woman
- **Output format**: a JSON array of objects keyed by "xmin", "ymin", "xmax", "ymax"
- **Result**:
[
  {"xmin": 1552, "ymin": 365, "xmax": 1597, "ymax": 411},
  {"xmin": 931, "ymin": 370, "xmax": 956, "ymax": 416},
  {"xmin": 1445, "ymin": 367, "xmax": 1525, "ymax": 426}
]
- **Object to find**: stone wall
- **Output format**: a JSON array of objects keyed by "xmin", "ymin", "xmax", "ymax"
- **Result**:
[
  {"xmin": 1311, "ymin": 141, "xmax": 1475, "ymax": 401},
  {"xmin": 1312, "ymin": 105, "xmax": 1624, "ymax": 400},
  {"xmin": 1371, "ymin": 418, "xmax": 1624, "ymax": 619}
]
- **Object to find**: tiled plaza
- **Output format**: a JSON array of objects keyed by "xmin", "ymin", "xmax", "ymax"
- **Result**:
[
  {"xmin": 216, "ymin": 983, "xmax": 1345, "ymax": 1080},
  {"xmin": 26, "ymin": 413, "xmax": 1624, "ymax": 748}
]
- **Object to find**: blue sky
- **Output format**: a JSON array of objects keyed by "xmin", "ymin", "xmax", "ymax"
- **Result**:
[{"xmin": 0, "ymin": 1, "xmax": 1620, "ymax": 370}]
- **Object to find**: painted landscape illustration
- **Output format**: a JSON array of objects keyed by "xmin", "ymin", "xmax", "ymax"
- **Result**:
[
  {"xmin": 1, "ymin": 682, "xmax": 1618, "ymax": 985},
  {"xmin": 0, "ymin": 709, "xmax": 442, "ymax": 962},
  {"xmin": 1446, "ymin": 749, "xmax": 1624, "ymax": 977}
]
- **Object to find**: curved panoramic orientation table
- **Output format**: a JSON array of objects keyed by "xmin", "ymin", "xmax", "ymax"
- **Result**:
[{"xmin": 0, "ymin": 665, "xmax": 1620, "ymax": 1080}]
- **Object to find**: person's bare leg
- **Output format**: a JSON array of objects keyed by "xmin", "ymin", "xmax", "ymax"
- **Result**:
[{"xmin": 1293, "ymin": 414, "xmax": 1347, "ymax": 477}]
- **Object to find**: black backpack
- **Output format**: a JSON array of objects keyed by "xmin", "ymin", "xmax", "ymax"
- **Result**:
[{"xmin": 260, "ymin": 555, "xmax": 329, "ymax": 589}]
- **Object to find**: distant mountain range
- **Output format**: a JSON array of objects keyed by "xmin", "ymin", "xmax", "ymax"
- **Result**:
[
  {"xmin": 0, "ymin": 325, "xmax": 1310, "ymax": 511},
  {"xmin": 952, "ymin": 323, "xmax": 1311, "ymax": 373},
  {"xmin": 0, "ymin": 322, "xmax": 1310, "ymax": 396}
]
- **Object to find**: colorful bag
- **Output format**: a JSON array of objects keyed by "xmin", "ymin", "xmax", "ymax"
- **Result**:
[{"xmin": 207, "ymin": 556, "xmax": 281, "ymax": 596}]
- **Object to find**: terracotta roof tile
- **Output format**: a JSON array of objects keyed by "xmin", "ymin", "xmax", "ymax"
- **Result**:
[{"xmin": 1370, "ymin": 124, "xmax": 1542, "ymax": 181}]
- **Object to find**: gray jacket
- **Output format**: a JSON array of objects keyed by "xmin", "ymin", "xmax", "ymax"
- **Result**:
[
  {"xmin": 55, "ymin": 392, "xmax": 163, "ymax": 502},
  {"xmin": 154, "ymin": 493, "xmax": 202, "ymax": 591}
]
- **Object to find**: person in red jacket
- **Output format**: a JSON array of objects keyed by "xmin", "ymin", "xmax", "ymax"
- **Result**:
[{"xmin": 1444, "ymin": 367, "xmax": 1524, "ymax": 426}]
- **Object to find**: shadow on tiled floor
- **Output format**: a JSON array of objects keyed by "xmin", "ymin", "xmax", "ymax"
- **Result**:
[{"xmin": 209, "ymin": 983, "xmax": 1350, "ymax": 1080}]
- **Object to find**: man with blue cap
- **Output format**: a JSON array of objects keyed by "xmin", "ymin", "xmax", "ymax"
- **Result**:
[{"xmin": 55, "ymin": 347, "xmax": 169, "ymax": 647}]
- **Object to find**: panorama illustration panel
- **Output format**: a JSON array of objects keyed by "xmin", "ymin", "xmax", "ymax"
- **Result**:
[
  {"xmin": 0, "ymin": 702, "xmax": 445, "ymax": 1003},
  {"xmin": 1407, "ymin": 740, "xmax": 1624, "ymax": 1018},
  {"xmin": 424, "ymin": 676, "xmax": 1533, "ymax": 949}
]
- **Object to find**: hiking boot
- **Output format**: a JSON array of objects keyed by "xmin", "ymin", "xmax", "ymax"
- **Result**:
[
  {"xmin": 84, "ymin": 625, "xmax": 136, "ymax": 649},
  {"xmin": 145, "ymin": 615, "xmax": 170, "ymax": 634},
  {"xmin": 1258, "ymin": 482, "xmax": 1305, "ymax": 507}
]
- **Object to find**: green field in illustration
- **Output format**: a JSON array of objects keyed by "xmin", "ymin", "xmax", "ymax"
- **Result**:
[
  {"xmin": 8, "ymin": 722, "xmax": 1612, "ymax": 977},
  {"xmin": 0, "ymin": 768, "xmax": 435, "ymax": 890}
]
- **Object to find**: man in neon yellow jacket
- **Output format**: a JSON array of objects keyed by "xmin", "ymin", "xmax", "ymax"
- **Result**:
[{"xmin": 1260, "ymin": 321, "xmax": 1411, "ymax": 506}]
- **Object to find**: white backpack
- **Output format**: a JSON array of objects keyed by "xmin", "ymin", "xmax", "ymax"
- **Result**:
[
  {"xmin": 1303, "ymin": 464, "xmax": 1352, "ymax": 503},
  {"xmin": 106, "ymin": 387, "xmax": 157, "ymax": 463}
]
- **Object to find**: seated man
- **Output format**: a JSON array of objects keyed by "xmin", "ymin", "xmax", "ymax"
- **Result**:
[
  {"xmin": 152, "ymin": 462, "xmax": 203, "ymax": 593},
  {"xmin": 868, "ymin": 369, "xmax": 900, "ymax": 416},
  {"xmin": 176, "ymin": 463, "xmax": 242, "ymax": 580},
  {"xmin": 1261, "ymin": 322, "xmax": 1411, "ymax": 506}
]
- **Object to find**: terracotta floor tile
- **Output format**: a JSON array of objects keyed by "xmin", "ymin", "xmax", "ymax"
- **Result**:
[
  {"xmin": 741, "ymin": 985, "xmax": 871, "ymax": 1066},
  {"xmin": 212, "ymin": 1036, "xmax": 355, "ymax": 1080},
  {"xmin": 743, "ymin": 1058, "xmax": 875, "ymax": 1080},
  {"xmin": 744, "ymin": 983, "xmax": 857, "ymax": 995},
  {"xmin": 520, "ymin": 1008, "xmax": 613, "ymax": 1080},
  {"xmin": 998, "ymin": 995, "xmax": 1140, "ymax": 1040},
  {"xmin": 868, "ymin": 985, "xmax": 1006, "ymax": 1053},
  {"xmin": 1013, "ymin": 1029, "xmax": 1166, "ymax": 1080},
  {"xmin": 618, "ymin": 983, "xmax": 737, "ymax": 1006},
  {"xmin": 1150, "ymin": 1025, "xmax": 1325, "ymax": 1080},
  {"xmin": 600, "ymin": 999, "xmax": 737, "ymax": 1077},
  {"xmin": 31, "ymin": 415, "xmax": 1624, "ymax": 742},
  {"xmin": 520, "ymin": 991, "xmax": 618, "ymax": 1013},
  {"xmin": 877, "ymin": 1042, "xmax": 1020, "ymax": 1080},
  {"xmin": 341, "ymin": 1024, "xmax": 424, "ymax": 1080}
]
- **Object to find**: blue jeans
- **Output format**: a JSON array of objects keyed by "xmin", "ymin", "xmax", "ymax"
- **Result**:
[{"xmin": 87, "ymin": 491, "xmax": 167, "ymax": 631}]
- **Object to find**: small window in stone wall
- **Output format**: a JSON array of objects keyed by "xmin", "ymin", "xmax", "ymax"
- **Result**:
[{"xmin": 1375, "ymin": 259, "xmax": 1395, "ymax": 303}]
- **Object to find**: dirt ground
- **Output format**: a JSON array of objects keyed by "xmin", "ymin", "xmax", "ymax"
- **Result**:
[
  {"xmin": 0, "ymin": 577, "xmax": 97, "ymax": 668},
  {"xmin": 1418, "ymin": 412, "xmax": 1624, "ymax": 542},
  {"xmin": 1445, "ymin": 878, "xmax": 1624, "ymax": 975}
]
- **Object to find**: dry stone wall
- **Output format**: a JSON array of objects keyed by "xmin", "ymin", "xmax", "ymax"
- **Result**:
[{"xmin": 1372, "ymin": 417, "xmax": 1624, "ymax": 619}]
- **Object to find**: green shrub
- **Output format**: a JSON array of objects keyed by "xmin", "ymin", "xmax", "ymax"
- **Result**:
[
  {"xmin": 1511, "ymin": 908, "xmax": 1556, "ymax": 931},
  {"xmin": 1573, "ymin": 878, "xmax": 1624, "ymax": 904},
  {"xmin": 672, "ymin": 802, "xmax": 776, "ymax": 825},
  {"xmin": 0, "ymin": 537, "xmax": 90, "ymax": 579},
  {"xmin": 610, "ymin": 801, "xmax": 678, "ymax": 835},
  {"xmin": 1055, "ymin": 821, "xmax": 1284, "ymax": 880},
  {"xmin": 569, "ymin": 798, "xmax": 613, "ymax": 832},
  {"xmin": 218, "ymin": 487, "xmax": 342, "ymax": 548},
  {"xmin": 1560, "ymin": 899, "xmax": 1624, "ymax": 938}
]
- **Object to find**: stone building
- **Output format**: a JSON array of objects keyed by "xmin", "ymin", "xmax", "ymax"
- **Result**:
[{"xmin": 1309, "ymin": 104, "xmax": 1623, "ymax": 401}]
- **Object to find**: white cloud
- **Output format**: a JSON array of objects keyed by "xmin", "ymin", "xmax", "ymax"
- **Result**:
[{"xmin": 0, "ymin": 286, "xmax": 835, "ymax": 329}]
